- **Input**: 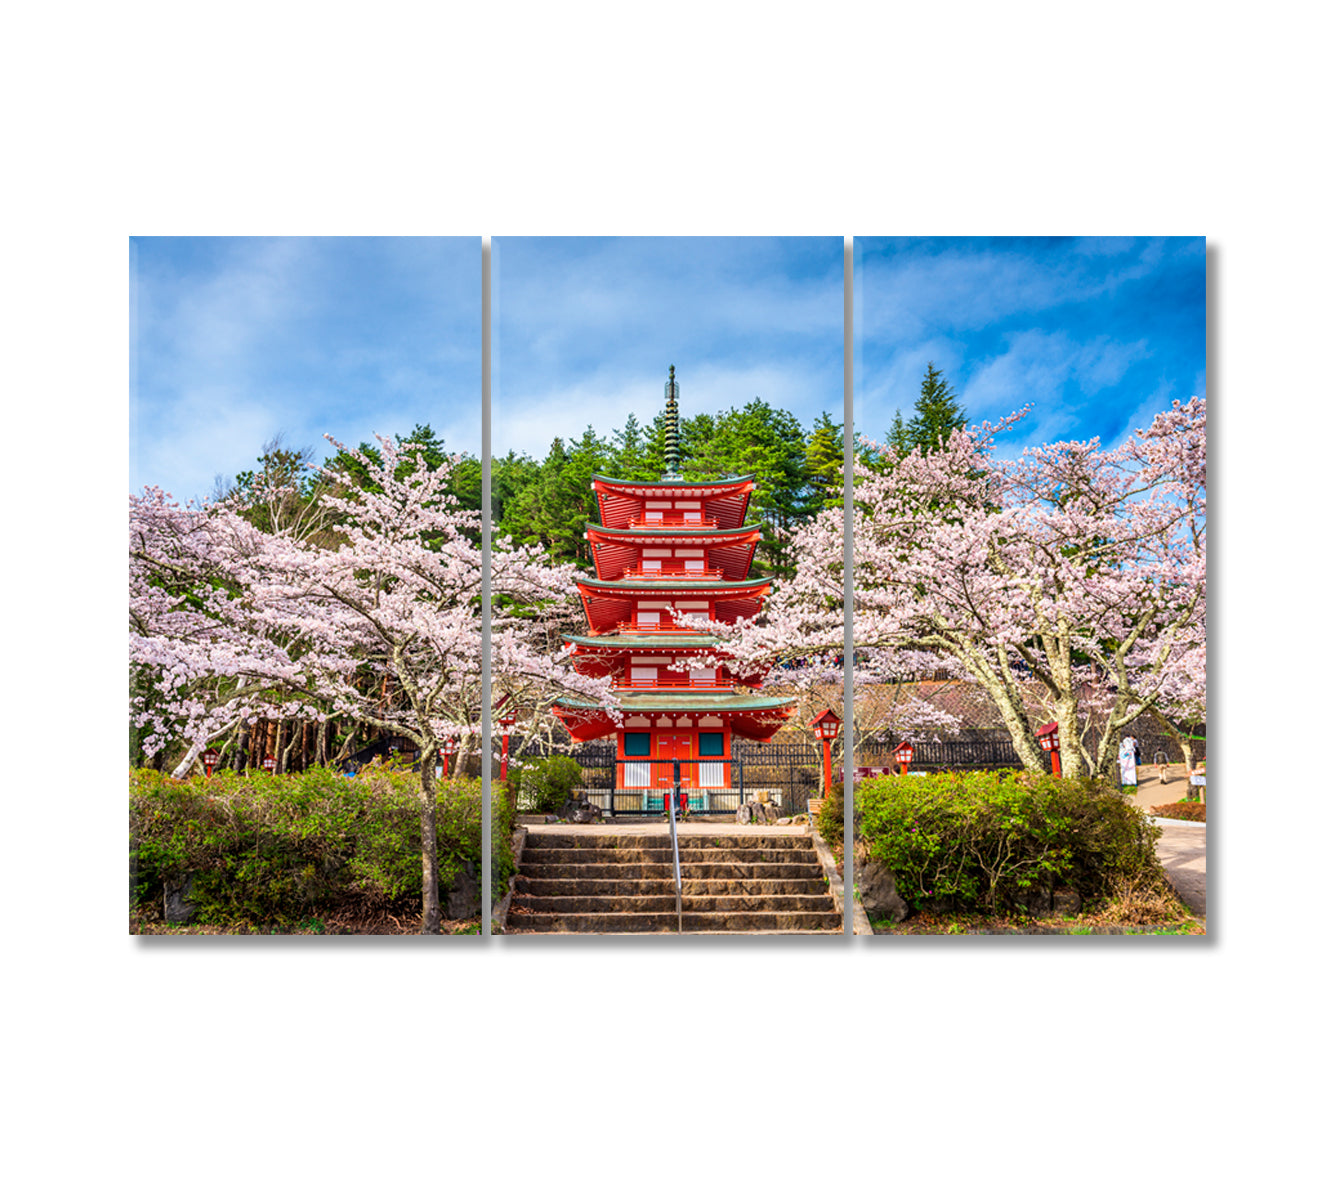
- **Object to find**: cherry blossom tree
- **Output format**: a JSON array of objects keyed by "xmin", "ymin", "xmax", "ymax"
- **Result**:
[
  {"xmin": 694, "ymin": 398, "xmax": 1207, "ymax": 781},
  {"xmin": 130, "ymin": 435, "xmax": 618, "ymax": 932}
]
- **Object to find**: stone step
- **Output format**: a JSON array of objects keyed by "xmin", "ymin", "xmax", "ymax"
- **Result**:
[
  {"xmin": 512, "ymin": 892, "xmax": 837, "ymax": 915},
  {"xmin": 518, "ymin": 876, "xmax": 830, "ymax": 898},
  {"xmin": 524, "ymin": 833, "xmax": 812, "ymax": 852},
  {"xmin": 517, "ymin": 861, "xmax": 826, "ymax": 882},
  {"xmin": 520, "ymin": 846, "xmax": 817, "ymax": 866},
  {"xmin": 506, "ymin": 909, "xmax": 842, "ymax": 934},
  {"xmin": 505, "ymin": 830, "xmax": 839, "ymax": 935}
]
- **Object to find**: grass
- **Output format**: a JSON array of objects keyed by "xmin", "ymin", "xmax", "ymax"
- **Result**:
[
  {"xmin": 871, "ymin": 911, "xmax": 1205, "ymax": 936},
  {"xmin": 130, "ymin": 909, "xmax": 482, "ymax": 935}
]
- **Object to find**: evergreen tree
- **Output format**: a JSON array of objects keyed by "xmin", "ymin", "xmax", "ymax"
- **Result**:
[
  {"xmin": 610, "ymin": 412, "xmax": 652, "ymax": 479},
  {"xmin": 906, "ymin": 362, "xmax": 967, "ymax": 452},
  {"xmin": 886, "ymin": 411, "xmax": 913, "ymax": 458},
  {"xmin": 804, "ymin": 412, "xmax": 844, "ymax": 509}
]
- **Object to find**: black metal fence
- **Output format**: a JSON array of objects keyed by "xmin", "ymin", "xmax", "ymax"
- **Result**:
[
  {"xmin": 516, "ymin": 741, "xmax": 825, "ymax": 818},
  {"xmin": 511, "ymin": 725, "xmax": 1207, "ymax": 814},
  {"xmin": 858, "ymin": 728, "xmax": 1206, "ymax": 777}
]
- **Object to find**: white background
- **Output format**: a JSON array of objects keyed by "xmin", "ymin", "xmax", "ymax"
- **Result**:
[{"xmin": 8, "ymin": 3, "xmax": 1328, "ymax": 1196}]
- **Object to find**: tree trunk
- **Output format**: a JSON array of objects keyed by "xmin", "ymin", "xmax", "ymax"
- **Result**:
[
  {"xmin": 234, "ymin": 727, "xmax": 249, "ymax": 773},
  {"xmin": 1181, "ymin": 738, "xmax": 1202, "ymax": 800},
  {"xmin": 418, "ymin": 748, "xmax": 443, "ymax": 934}
]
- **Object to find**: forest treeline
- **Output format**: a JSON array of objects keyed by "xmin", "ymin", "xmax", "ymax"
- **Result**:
[
  {"xmin": 221, "ymin": 399, "xmax": 846, "ymax": 579},
  {"xmin": 216, "ymin": 365, "xmax": 966, "ymax": 579}
]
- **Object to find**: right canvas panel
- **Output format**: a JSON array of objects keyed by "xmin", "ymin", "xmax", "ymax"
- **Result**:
[{"xmin": 852, "ymin": 237, "xmax": 1207, "ymax": 936}]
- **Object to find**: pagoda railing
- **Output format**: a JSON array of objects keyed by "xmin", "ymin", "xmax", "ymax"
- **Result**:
[
  {"xmin": 626, "ymin": 517, "xmax": 718, "ymax": 529},
  {"xmin": 620, "ymin": 566, "xmax": 724, "ymax": 580},
  {"xmin": 616, "ymin": 619, "xmax": 701, "ymax": 634},
  {"xmin": 618, "ymin": 676, "xmax": 731, "ymax": 689}
]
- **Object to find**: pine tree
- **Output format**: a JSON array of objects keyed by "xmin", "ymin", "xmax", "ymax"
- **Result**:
[
  {"xmin": 887, "ymin": 411, "xmax": 912, "ymax": 458},
  {"xmin": 906, "ymin": 362, "xmax": 967, "ymax": 452},
  {"xmin": 804, "ymin": 412, "xmax": 844, "ymax": 509}
]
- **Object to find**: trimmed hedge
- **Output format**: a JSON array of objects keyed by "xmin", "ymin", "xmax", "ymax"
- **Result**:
[
  {"xmin": 130, "ymin": 763, "xmax": 505, "ymax": 924},
  {"xmin": 857, "ymin": 770, "xmax": 1165, "ymax": 916},
  {"xmin": 816, "ymin": 780, "xmax": 844, "ymax": 848},
  {"xmin": 510, "ymin": 755, "xmax": 583, "ymax": 813}
]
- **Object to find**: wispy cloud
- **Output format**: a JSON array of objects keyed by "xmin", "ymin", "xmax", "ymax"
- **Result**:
[
  {"xmin": 855, "ymin": 236, "xmax": 1204, "ymax": 456},
  {"xmin": 131, "ymin": 237, "xmax": 480, "ymax": 500},
  {"xmin": 493, "ymin": 237, "xmax": 843, "ymax": 458}
]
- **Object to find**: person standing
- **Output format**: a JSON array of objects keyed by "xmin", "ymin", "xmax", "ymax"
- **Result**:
[{"xmin": 1118, "ymin": 736, "xmax": 1139, "ymax": 790}]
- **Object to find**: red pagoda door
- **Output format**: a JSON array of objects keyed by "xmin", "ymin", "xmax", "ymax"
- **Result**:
[{"xmin": 652, "ymin": 731, "xmax": 695, "ymax": 790}]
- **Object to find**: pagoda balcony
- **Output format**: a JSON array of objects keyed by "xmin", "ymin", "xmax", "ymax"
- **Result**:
[
  {"xmin": 627, "ymin": 515, "xmax": 718, "ymax": 529},
  {"xmin": 620, "ymin": 566, "xmax": 724, "ymax": 581},
  {"xmin": 616, "ymin": 618, "xmax": 701, "ymax": 634},
  {"xmin": 619, "ymin": 676, "xmax": 731, "ymax": 690}
]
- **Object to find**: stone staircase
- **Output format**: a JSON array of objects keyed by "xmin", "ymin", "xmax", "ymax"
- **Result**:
[{"xmin": 504, "ymin": 830, "xmax": 841, "ymax": 934}]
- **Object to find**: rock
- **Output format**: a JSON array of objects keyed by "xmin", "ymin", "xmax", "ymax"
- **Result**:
[
  {"xmin": 1018, "ymin": 887, "xmax": 1082, "ymax": 918},
  {"xmin": 445, "ymin": 861, "xmax": 481, "ymax": 920},
  {"xmin": 163, "ymin": 874, "xmax": 197, "ymax": 924},
  {"xmin": 851, "ymin": 848, "xmax": 910, "ymax": 923},
  {"xmin": 572, "ymin": 807, "xmax": 599, "ymax": 824},
  {"xmin": 777, "ymin": 817, "xmax": 793, "ymax": 825},
  {"xmin": 1052, "ymin": 889, "xmax": 1082, "ymax": 917}
]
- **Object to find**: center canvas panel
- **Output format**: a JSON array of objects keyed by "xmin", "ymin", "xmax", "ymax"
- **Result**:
[{"xmin": 489, "ymin": 237, "xmax": 847, "ymax": 935}]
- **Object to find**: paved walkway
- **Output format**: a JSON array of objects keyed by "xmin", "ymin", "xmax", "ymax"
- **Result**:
[{"xmin": 1123, "ymin": 766, "xmax": 1207, "ymax": 918}]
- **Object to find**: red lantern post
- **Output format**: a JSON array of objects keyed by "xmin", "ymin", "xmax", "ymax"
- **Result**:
[
  {"xmin": 1037, "ymin": 722, "xmax": 1061, "ymax": 778},
  {"xmin": 893, "ymin": 740, "xmax": 914, "ymax": 776},
  {"xmin": 811, "ymin": 708, "xmax": 842, "ymax": 800},
  {"xmin": 438, "ymin": 738, "xmax": 457, "ymax": 779},
  {"xmin": 495, "ymin": 693, "xmax": 515, "ymax": 783},
  {"xmin": 201, "ymin": 748, "xmax": 220, "ymax": 778},
  {"xmin": 262, "ymin": 755, "xmax": 277, "ymax": 775}
]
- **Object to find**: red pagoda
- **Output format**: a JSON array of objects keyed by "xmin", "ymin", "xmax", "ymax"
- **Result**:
[{"xmin": 553, "ymin": 367, "xmax": 793, "ymax": 812}]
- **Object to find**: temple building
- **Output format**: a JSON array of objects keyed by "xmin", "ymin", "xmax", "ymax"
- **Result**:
[{"xmin": 552, "ymin": 367, "xmax": 794, "ymax": 812}]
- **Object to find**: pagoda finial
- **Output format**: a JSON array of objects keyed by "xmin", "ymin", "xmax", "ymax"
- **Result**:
[{"xmin": 663, "ymin": 364, "xmax": 682, "ymax": 480}]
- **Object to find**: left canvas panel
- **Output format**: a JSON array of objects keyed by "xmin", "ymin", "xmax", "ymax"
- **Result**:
[{"xmin": 129, "ymin": 236, "xmax": 487, "ymax": 935}]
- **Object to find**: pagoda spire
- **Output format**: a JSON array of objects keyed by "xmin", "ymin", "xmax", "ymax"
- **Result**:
[{"xmin": 662, "ymin": 364, "xmax": 682, "ymax": 481}]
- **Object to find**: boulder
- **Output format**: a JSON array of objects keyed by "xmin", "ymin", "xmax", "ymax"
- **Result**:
[
  {"xmin": 445, "ymin": 861, "xmax": 481, "ymax": 921},
  {"xmin": 163, "ymin": 874, "xmax": 198, "ymax": 924},
  {"xmin": 851, "ymin": 847, "xmax": 910, "ymax": 923}
]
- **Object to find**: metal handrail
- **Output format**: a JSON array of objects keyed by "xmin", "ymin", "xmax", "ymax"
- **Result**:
[{"xmin": 668, "ymin": 759, "xmax": 683, "ymax": 934}]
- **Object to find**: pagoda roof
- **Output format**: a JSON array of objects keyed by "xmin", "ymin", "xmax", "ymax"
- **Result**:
[
  {"xmin": 565, "ymin": 633, "xmax": 720, "ymax": 650},
  {"xmin": 552, "ymin": 690, "xmax": 795, "ymax": 742},
  {"xmin": 592, "ymin": 474, "xmax": 754, "ymax": 492},
  {"xmin": 585, "ymin": 521, "xmax": 763, "ymax": 542},
  {"xmin": 573, "ymin": 574, "xmax": 773, "ymax": 594},
  {"xmin": 553, "ymin": 691, "xmax": 794, "ymax": 714}
]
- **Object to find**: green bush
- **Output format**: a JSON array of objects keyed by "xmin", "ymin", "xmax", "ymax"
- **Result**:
[
  {"xmin": 856, "ymin": 770, "xmax": 1164, "ymax": 916},
  {"xmin": 816, "ymin": 780, "xmax": 844, "ymax": 847},
  {"xmin": 490, "ymin": 781, "xmax": 516, "ymax": 899},
  {"xmin": 130, "ymin": 763, "xmax": 492, "ymax": 925},
  {"xmin": 511, "ymin": 755, "xmax": 583, "ymax": 813}
]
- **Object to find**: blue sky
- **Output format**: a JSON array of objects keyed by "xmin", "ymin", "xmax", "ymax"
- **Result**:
[
  {"xmin": 493, "ymin": 237, "xmax": 844, "ymax": 459},
  {"xmin": 130, "ymin": 237, "xmax": 480, "ymax": 501},
  {"xmin": 130, "ymin": 236, "xmax": 1203, "ymax": 500},
  {"xmin": 855, "ymin": 237, "xmax": 1205, "ymax": 456}
]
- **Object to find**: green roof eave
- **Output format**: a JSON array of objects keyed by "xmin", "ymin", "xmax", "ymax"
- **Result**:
[
  {"xmin": 586, "ymin": 521, "xmax": 763, "ymax": 538},
  {"xmin": 573, "ymin": 574, "xmax": 774, "ymax": 591},
  {"xmin": 591, "ymin": 473, "xmax": 754, "ymax": 488},
  {"xmin": 566, "ymin": 633, "xmax": 719, "ymax": 649},
  {"xmin": 553, "ymin": 691, "xmax": 794, "ymax": 713}
]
